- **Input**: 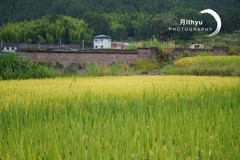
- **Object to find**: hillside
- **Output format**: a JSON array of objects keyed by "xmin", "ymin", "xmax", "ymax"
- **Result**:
[{"xmin": 0, "ymin": 0, "xmax": 239, "ymax": 42}]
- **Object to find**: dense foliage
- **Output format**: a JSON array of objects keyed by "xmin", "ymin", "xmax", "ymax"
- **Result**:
[
  {"xmin": 0, "ymin": 0, "xmax": 239, "ymax": 43},
  {"xmin": 0, "ymin": 53, "xmax": 57, "ymax": 80},
  {"xmin": 0, "ymin": 15, "xmax": 93, "ymax": 45}
]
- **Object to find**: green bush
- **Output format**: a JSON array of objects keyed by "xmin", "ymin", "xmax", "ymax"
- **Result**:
[
  {"xmin": 54, "ymin": 61, "xmax": 64, "ymax": 70},
  {"xmin": 228, "ymin": 47, "xmax": 238, "ymax": 55},
  {"xmin": 85, "ymin": 63, "xmax": 101, "ymax": 76},
  {"xmin": 135, "ymin": 60, "xmax": 157, "ymax": 74},
  {"xmin": 85, "ymin": 63, "xmax": 134, "ymax": 76},
  {"xmin": 0, "ymin": 53, "xmax": 57, "ymax": 80},
  {"xmin": 126, "ymin": 43, "xmax": 137, "ymax": 50},
  {"xmin": 182, "ymin": 50, "xmax": 191, "ymax": 57}
]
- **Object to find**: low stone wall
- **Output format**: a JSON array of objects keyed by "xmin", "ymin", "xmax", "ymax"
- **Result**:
[
  {"xmin": 17, "ymin": 46, "xmax": 228, "ymax": 66},
  {"xmin": 212, "ymin": 46, "xmax": 229, "ymax": 55},
  {"xmin": 18, "ymin": 48, "xmax": 158, "ymax": 66}
]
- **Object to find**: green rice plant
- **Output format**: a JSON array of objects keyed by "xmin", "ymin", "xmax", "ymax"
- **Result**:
[
  {"xmin": 0, "ymin": 76, "xmax": 239, "ymax": 159},
  {"xmin": 162, "ymin": 65, "xmax": 234, "ymax": 76},
  {"xmin": 174, "ymin": 56, "xmax": 240, "ymax": 67}
]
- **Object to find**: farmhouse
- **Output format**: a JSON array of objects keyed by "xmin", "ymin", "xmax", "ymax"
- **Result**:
[
  {"xmin": 2, "ymin": 43, "xmax": 18, "ymax": 52},
  {"xmin": 93, "ymin": 35, "xmax": 111, "ymax": 49},
  {"xmin": 0, "ymin": 43, "xmax": 81, "ymax": 52}
]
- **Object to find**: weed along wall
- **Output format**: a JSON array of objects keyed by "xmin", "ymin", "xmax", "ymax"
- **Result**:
[{"xmin": 18, "ymin": 48, "xmax": 158, "ymax": 66}]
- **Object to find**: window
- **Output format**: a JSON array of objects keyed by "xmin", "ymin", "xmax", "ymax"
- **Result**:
[
  {"xmin": 95, "ymin": 39, "xmax": 98, "ymax": 43},
  {"xmin": 195, "ymin": 45, "xmax": 200, "ymax": 49},
  {"xmin": 95, "ymin": 45, "xmax": 98, "ymax": 49},
  {"xmin": 101, "ymin": 45, "xmax": 103, "ymax": 48},
  {"xmin": 101, "ymin": 39, "xmax": 103, "ymax": 44}
]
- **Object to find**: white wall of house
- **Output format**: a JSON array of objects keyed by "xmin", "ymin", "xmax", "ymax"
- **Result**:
[
  {"xmin": 3, "ymin": 47, "xmax": 18, "ymax": 52},
  {"xmin": 190, "ymin": 44, "xmax": 204, "ymax": 49},
  {"xmin": 94, "ymin": 38, "xmax": 111, "ymax": 49}
]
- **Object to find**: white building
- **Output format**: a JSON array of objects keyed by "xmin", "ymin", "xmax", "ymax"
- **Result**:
[
  {"xmin": 93, "ymin": 35, "xmax": 111, "ymax": 49},
  {"xmin": 190, "ymin": 43, "xmax": 204, "ymax": 49}
]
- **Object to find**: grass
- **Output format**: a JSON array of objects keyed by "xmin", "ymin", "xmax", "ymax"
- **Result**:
[{"xmin": 0, "ymin": 76, "xmax": 239, "ymax": 159}]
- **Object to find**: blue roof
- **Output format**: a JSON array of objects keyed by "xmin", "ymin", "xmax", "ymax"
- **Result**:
[{"xmin": 93, "ymin": 35, "xmax": 111, "ymax": 39}]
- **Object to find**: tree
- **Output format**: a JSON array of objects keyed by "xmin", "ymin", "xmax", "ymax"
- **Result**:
[
  {"xmin": 83, "ymin": 12, "xmax": 110, "ymax": 36},
  {"xmin": 0, "ymin": 15, "xmax": 93, "ymax": 45},
  {"xmin": 132, "ymin": 13, "xmax": 153, "ymax": 40},
  {"xmin": 151, "ymin": 14, "xmax": 177, "ymax": 41}
]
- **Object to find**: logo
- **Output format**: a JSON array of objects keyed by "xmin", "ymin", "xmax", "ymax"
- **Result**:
[
  {"xmin": 169, "ymin": 9, "xmax": 221, "ymax": 36},
  {"xmin": 200, "ymin": 9, "xmax": 221, "ymax": 36}
]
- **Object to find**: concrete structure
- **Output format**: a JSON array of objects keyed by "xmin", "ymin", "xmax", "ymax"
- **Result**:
[
  {"xmin": 190, "ymin": 43, "xmax": 204, "ymax": 49},
  {"xmin": 112, "ymin": 42, "xmax": 130, "ymax": 49},
  {"xmin": 2, "ymin": 43, "xmax": 18, "ymax": 52},
  {"xmin": 93, "ymin": 35, "xmax": 111, "ymax": 49}
]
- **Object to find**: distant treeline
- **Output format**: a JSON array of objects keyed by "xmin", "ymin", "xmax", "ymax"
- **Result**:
[
  {"xmin": 0, "ymin": 15, "xmax": 93, "ymax": 45},
  {"xmin": 0, "ymin": 0, "xmax": 239, "ymax": 43}
]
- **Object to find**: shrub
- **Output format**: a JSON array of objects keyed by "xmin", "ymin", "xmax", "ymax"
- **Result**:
[
  {"xmin": 0, "ymin": 53, "xmax": 57, "ymax": 80},
  {"xmin": 55, "ymin": 61, "xmax": 64, "ymax": 70},
  {"xmin": 228, "ymin": 47, "xmax": 238, "ymax": 55},
  {"xmin": 85, "ymin": 63, "xmax": 101, "ymax": 76},
  {"xmin": 142, "ymin": 41, "xmax": 146, "ymax": 48},
  {"xmin": 126, "ymin": 42, "xmax": 137, "ymax": 50},
  {"xmin": 182, "ymin": 50, "xmax": 191, "ymax": 57},
  {"xmin": 85, "ymin": 63, "xmax": 134, "ymax": 76},
  {"xmin": 135, "ymin": 60, "xmax": 157, "ymax": 74}
]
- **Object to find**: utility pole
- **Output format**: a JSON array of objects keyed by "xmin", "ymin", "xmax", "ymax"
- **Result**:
[
  {"xmin": 60, "ymin": 38, "xmax": 61, "ymax": 45},
  {"xmin": 82, "ymin": 40, "xmax": 85, "ymax": 50}
]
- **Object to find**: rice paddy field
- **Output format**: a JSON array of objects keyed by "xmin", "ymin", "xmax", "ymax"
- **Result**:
[
  {"xmin": 0, "ymin": 76, "xmax": 239, "ymax": 159},
  {"xmin": 174, "ymin": 56, "xmax": 240, "ymax": 67}
]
